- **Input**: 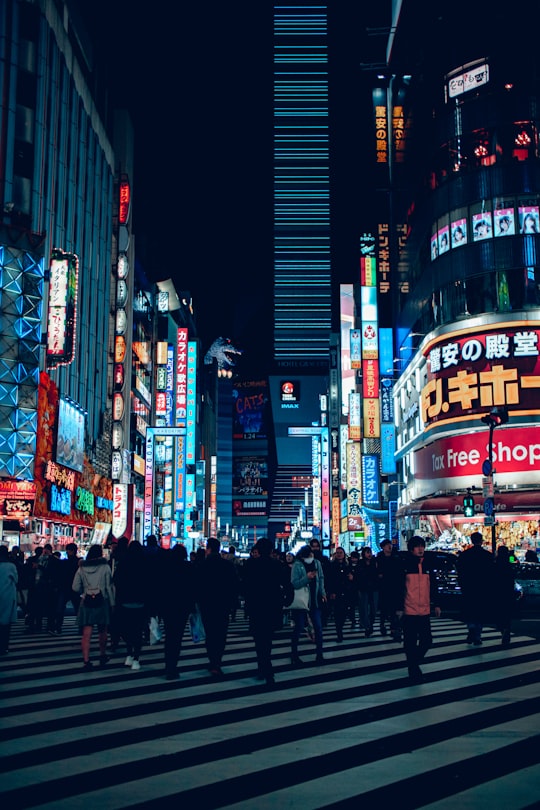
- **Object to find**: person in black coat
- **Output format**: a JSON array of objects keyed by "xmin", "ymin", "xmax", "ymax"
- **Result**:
[
  {"xmin": 493, "ymin": 545, "xmax": 516, "ymax": 648},
  {"xmin": 326, "ymin": 547, "xmax": 353, "ymax": 642},
  {"xmin": 48, "ymin": 542, "xmax": 81, "ymax": 634},
  {"xmin": 196, "ymin": 537, "xmax": 239, "ymax": 678},
  {"xmin": 457, "ymin": 531, "xmax": 494, "ymax": 646},
  {"xmin": 376, "ymin": 539, "xmax": 404, "ymax": 641},
  {"xmin": 158, "ymin": 544, "xmax": 196, "ymax": 680},
  {"xmin": 242, "ymin": 537, "xmax": 291, "ymax": 687},
  {"xmin": 113, "ymin": 540, "xmax": 149, "ymax": 670},
  {"xmin": 354, "ymin": 547, "xmax": 379, "ymax": 637}
]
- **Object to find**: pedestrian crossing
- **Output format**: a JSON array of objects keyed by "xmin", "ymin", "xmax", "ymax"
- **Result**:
[{"xmin": 1, "ymin": 615, "xmax": 539, "ymax": 809}]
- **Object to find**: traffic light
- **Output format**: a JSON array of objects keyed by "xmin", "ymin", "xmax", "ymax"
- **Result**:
[
  {"xmin": 481, "ymin": 406, "xmax": 509, "ymax": 428},
  {"xmin": 463, "ymin": 494, "xmax": 475, "ymax": 517}
]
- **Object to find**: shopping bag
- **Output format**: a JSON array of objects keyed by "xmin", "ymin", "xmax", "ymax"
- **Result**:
[
  {"xmin": 189, "ymin": 608, "xmax": 206, "ymax": 644},
  {"xmin": 289, "ymin": 585, "xmax": 310, "ymax": 611},
  {"xmin": 149, "ymin": 615, "xmax": 162, "ymax": 645}
]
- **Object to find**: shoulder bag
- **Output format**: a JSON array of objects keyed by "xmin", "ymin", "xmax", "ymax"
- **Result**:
[{"xmin": 289, "ymin": 584, "xmax": 310, "ymax": 611}]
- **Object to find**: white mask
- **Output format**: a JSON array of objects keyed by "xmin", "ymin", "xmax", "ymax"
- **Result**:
[{"xmin": 303, "ymin": 555, "xmax": 314, "ymax": 564}]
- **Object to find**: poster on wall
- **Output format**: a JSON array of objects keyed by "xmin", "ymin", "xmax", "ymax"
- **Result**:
[
  {"xmin": 437, "ymin": 226, "xmax": 450, "ymax": 254},
  {"xmin": 472, "ymin": 212, "xmax": 492, "ymax": 241},
  {"xmin": 519, "ymin": 206, "xmax": 540, "ymax": 234},
  {"xmin": 430, "ymin": 233, "xmax": 438, "ymax": 261},
  {"xmin": 451, "ymin": 218, "xmax": 467, "ymax": 247},
  {"xmin": 494, "ymin": 207, "xmax": 515, "ymax": 236}
]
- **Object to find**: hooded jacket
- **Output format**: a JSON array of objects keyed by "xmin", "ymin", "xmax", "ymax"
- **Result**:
[{"xmin": 72, "ymin": 558, "xmax": 115, "ymax": 607}]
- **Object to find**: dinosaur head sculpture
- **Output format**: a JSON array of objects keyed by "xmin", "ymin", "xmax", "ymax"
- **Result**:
[{"xmin": 204, "ymin": 336, "xmax": 243, "ymax": 377}]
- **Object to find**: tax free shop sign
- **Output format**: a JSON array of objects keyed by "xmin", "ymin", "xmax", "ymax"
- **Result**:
[{"xmin": 413, "ymin": 426, "xmax": 540, "ymax": 497}]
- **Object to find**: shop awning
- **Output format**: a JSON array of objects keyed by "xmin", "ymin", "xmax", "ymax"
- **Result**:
[{"xmin": 396, "ymin": 490, "xmax": 540, "ymax": 517}]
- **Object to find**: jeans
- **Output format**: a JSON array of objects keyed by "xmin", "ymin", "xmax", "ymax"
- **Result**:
[
  {"xmin": 359, "ymin": 591, "xmax": 379, "ymax": 634},
  {"xmin": 291, "ymin": 607, "xmax": 323, "ymax": 657}
]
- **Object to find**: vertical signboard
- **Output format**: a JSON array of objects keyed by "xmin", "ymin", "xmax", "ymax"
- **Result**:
[
  {"xmin": 320, "ymin": 427, "xmax": 331, "ymax": 544},
  {"xmin": 46, "ymin": 250, "xmax": 79, "ymax": 368},
  {"xmin": 362, "ymin": 454, "xmax": 380, "ymax": 506},
  {"xmin": 176, "ymin": 328, "xmax": 188, "ymax": 426},
  {"xmin": 144, "ymin": 430, "xmax": 154, "ymax": 537}
]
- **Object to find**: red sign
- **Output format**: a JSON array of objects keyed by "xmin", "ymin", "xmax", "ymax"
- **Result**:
[
  {"xmin": 119, "ymin": 179, "xmax": 131, "ymax": 225},
  {"xmin": 415, "ymin": 426, "xmax": 540, "ymax": 481}
]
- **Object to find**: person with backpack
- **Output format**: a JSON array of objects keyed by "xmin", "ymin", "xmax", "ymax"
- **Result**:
[{"xmin": 72, "ymin": 544, "xmax": 115, "ymax": 671}]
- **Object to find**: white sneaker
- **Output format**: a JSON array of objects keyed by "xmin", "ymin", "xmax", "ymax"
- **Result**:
[
  {"xmin": 131, "ymin": 659, "xmax": 141, "ymax": 671},
  {"xmin": 124, "ymin": 655, "xmax": 134, "ymax": 667}
]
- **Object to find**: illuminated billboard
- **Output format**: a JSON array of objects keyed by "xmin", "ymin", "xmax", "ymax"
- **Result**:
[
  {"xmin": 56, "ymin": 398, "xmax": 85, "ymax": 473},
  {"xmin": 46, "ymin": 250, "xmax": 79, "ymax": 369},
  {"xmin": 422, "ymin": 321, "xmax": 540, "ymax": 431},
  {"xmin": 233, "ymin": 380, "xmax": 269, "ymax": 440}
]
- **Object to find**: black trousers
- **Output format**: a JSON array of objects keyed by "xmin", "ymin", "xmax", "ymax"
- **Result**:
[
  {"xmin": 250, "ymin": 616, "xmax": 276, "ymax": 678},
  {"xmin": 402, "ymin": 614, "xmax": 432, "ymax": 672},
  {"xmin": 200, "ymin": 609, "xmax": 229, "ymax": 669},
  {"xmin": 163, "ymin": 610, "xmax": 190, "ymax": 675}
]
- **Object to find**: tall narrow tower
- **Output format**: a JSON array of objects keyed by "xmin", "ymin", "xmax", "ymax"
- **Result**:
[
  {"xmin": 273, "ymin": 2, "xmax": 332, "ymax": 361},
  {"xmin": 269, "ymin": 3, "xmax": 332, "ymax": 542}
]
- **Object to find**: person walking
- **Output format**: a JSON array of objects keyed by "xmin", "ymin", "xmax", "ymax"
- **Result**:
[
  {"xmin": 143, "ymin": 534, "xmax": 164, "ymax": 646},
  {"xmin": 9, "ymin": 546, "xmax": 26, "ymax": 618},
  {"xmin": 227, "ymin": 545, "xmax": 243, "ymax": 621},
  {"xmin": 159, "ymin": 543, "xmax": 196, "ymax": 680},
  {"xmin": 493, "ymin": 545, "xmax": 517, "ymax": 648},
  {"xmin": 309, "ymin": 539, "xmax": 331, "ymax": 627},
  {"xmin": 49, "ymin": 542, "xmax": 80, "ymax": 635},
  {"xmin": 0, "ymin": 545, "xmax": 18, "ymax": 655},
  {"xmin": 113, "ymin": 540, "xmax": 148, "ymax": 671},
  {"xmin": 27, "ymin": 544, "xmax": 55, "ymax": 633},
  {"xmin": 355, "ymin": 547, "xmax": 379, "ymax": 637},
  {"xmin": 72, "ymin": 544, "xmax": 115, "ymax": 671},
  {"xmin": 347, "ymin": 550, "xmax": 360, "ymax": 628},
  {"xmin": 242, "ymin": 537, "xmax": 292, "ymax": 688},
  {"xmin": 108, "ymin": 536, "xmax": 129, "ymax": 653},
  {"xmin": 196, "ymin": 537, "xmax": 239, "ymax": 678},
  {"xmin": 376, "ymin": 539, "xmax": 404, "ymax": 641},
  {"xmin": 456, "ymin": 531, "xmax": 494, "ymax": 646},
  {"xmin": 327, "ymin": 547, "xmax": 352, "ymax": 642},
  {"xmin": 290, "ymin": 544, "xmax": 326, "ymax": 665},
  {"xmin": 396, "ymin": 535, "xmax": 441, "ymax": 684},
  {"xmin": 23, "ymin": 546, "xmax": 43, "ymax": 632}
]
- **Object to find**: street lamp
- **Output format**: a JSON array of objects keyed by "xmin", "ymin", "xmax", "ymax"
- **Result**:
[{"xmin": 480, "ymin": 406, "xmax": 509, "ymax": 553}]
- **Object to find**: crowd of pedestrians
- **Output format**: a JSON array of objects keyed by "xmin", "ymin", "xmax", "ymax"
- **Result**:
[{"xmin": 0, "ymin": 531, "xmax": 527, "ymax": 685}]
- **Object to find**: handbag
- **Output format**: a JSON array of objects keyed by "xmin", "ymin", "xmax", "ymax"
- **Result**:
[
  {"xmin": 84, "ymin": 590, "xmax": 104, "ymax": 606},
  {"xmin": 290, "ymin": 585, "xmax": 310, "ymax": 611}
]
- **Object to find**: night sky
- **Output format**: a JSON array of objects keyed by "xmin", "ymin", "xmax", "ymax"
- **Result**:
[{"xmin": 78, "ymin": 2, "xmax": 389, "ymax": 372}]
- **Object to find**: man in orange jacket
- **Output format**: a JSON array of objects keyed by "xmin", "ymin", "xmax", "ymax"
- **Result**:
[{"xmin": 396, "ymin": 536, "xmax": 441, "ymax": 684}]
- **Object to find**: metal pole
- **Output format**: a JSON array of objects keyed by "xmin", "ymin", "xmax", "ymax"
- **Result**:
[{"xmin": 489, "ymin": 424, "xmax": 496, "ymax": 555}]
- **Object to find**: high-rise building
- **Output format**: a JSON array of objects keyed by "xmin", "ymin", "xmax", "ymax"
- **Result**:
[
  {"xmin": 268, "ymin": 2, "xmax": 332, "ymax": 546},
  {"xmin": 273, "ymin": 2, "xmax": 332, "ymax": 361},
  {"xmin": 0, "ymin": 0, "xmax": 119, "ymax": 546},
  {"xmin": 372, "ymin": 0, "xmax": 540, "ymax": 555}
]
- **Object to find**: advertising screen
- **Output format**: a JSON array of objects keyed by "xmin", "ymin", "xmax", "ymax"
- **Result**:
[
  {"xmin": 56, "ymin": 398, "xmax": 85, "ymax": 473},
  {"xmin": 233, "ymin": 381, "xmax": 269, "ymax": 440}
]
